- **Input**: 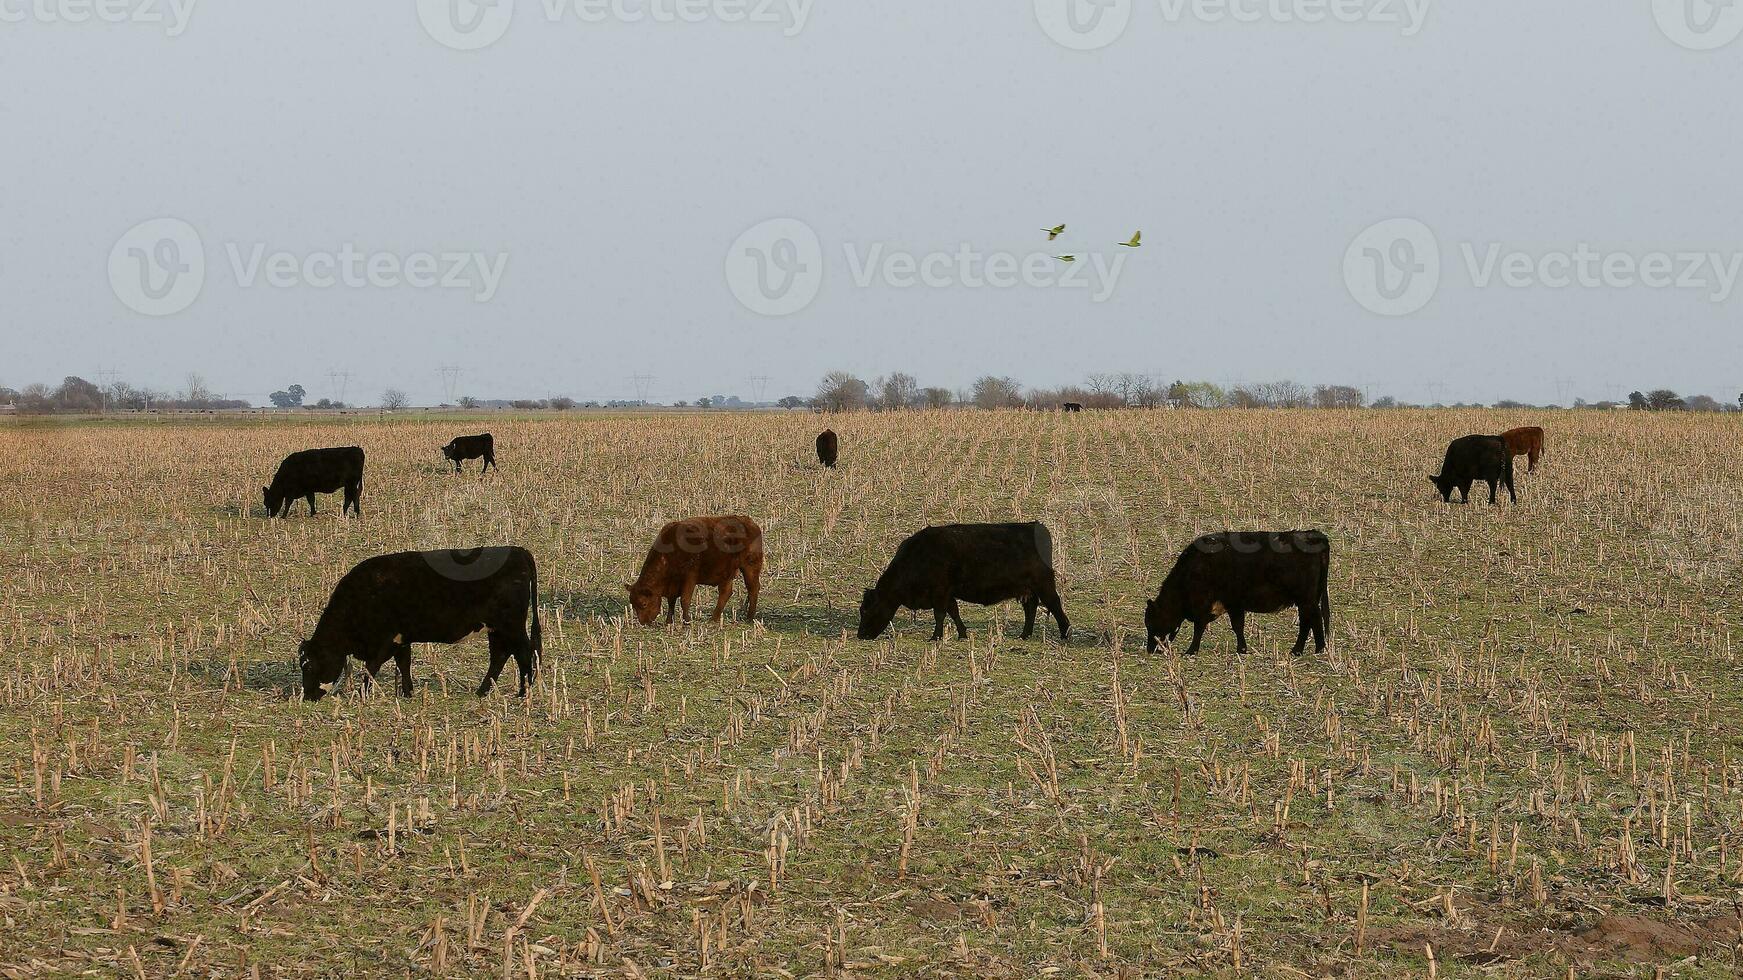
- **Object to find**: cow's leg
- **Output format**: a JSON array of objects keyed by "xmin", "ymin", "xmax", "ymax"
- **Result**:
[
  {"xmin": 362, "ymin": 651, "xmax": 391, "ymax": 693},
  {"xmin": 478, "ymin": 631, "xmax": 511, "ymax": 696},
  {"xmin": 740, "ymin": 564, "xmax": 760, "ymax": 620},
  {"xmin": 1458, "ymin": 481, "xmax": 1472, "ymax": 504},
  {"xmin": 1485, "ymin": 478, "xmax": 1499, "ymax": 505},
  {"xmin": 663, "ymin": 596, "xmax": 677, "ymax": 625},
  {"xmin": 1230, "ymin": 610, "xmax": 1249, "ymax": 654},
  {"xmin": 348, "ymin": 484, "xmax": 361, "ymax": 516},
  {"xmin": 395, "ymin": 643, "xmax": 413, "ymax": 696},
  {"xmin": 948, "ymin": 600, "xmax": 967, "ymax": 639},
  {"xmin": 306, "ymin": 493, "xmax": 317, "ymax": 516},
  {"xmin": 511, "ymin": 631, "xmax": 534, "ymax": 697},
  {"xmin": 1020, "ymin": 596, "xmax": 1039, "ymax": 639},
  {"xmin": 1505, "ymin": 469, "xmax": 1518, "ymax": 504},
  {"xmin": 1310, "ymin": 602, "xmax": 1327, "ymax": 652},
  {"xmin": 1185, "ymin": 619, "xmax": 1208, "ymax": 655},
  {"xmin": 679, "ymin": 577, "xmax": 697, "ymax": 623},
  {"xmin": 1042, "ymin": 583, "xmax": 1070, "ymax": 641},
  {"xmin": 1292, "ymin": 606, "xmax": 1312, "ymax": 655},
  {"xmin": 711, "ymin": 578, "xmax": 733, "ymax": 623},
  {"xmin": 931, "ymin": 607, "xmax": 947, "ymax": 641}
]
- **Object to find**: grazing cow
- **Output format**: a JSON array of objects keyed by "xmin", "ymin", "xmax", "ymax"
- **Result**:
[
  {"xmin": 626, "ymin": 516, "xmax": 764, "ymax": 624},
  {"xmin": 1144, "ymin": 531, "xmax": 1330, "ymax": 656},
  {"xmin": 264, "ymin": 447, "xmax": 364, "ymax": 517},
  {"xmin": 858, "ymin": 522, "xmax": 1069, "ymax": 641},
  {"xmin": 816, "ymin": 430, "xmax": 839, "ymax": 468},
  {"xmin": 1061, "ymin": 402, "xmax": 1083, "ymax": 412},
  {"xmin": 1499, "ymin": 426, "xmax": 1544, "ymax": 472},
  {"xmin": 298, "ymin": 547, "xmax": 541, "ymax": 701},
  {"xmin": 1430, "ymin": 435, "xmax": 1516, "ymax": 504},
  {"xmin": 441, "ymin": 433, "xmax": 496, "ymax": 473}
]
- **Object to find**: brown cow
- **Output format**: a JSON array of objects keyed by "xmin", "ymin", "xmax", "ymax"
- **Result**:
[
  {"xmin": 1499, "ymin": 426, "xmax": 1545, "ymax": 472},
  {"xmin": 625, "ymin": 515, "xmax": 764, "ymax": 625}
]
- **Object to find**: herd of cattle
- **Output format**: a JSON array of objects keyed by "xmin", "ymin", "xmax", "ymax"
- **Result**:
[{"xmin": 276, "ymin": 424, "xmax": 1546, "ymax": 701}]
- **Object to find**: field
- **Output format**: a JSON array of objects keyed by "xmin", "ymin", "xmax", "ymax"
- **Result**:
[{"xmin": 4, "ymin": 408, "xmax": 1743, "ymax": 978}]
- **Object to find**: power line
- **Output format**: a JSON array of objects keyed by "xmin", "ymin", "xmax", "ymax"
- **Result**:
[
  {"xmin": 437, "ymin": 365, "xmax": 461, "ymax": 404},
  {"xmin": 749, "ymin": 375, "xmax": 769, "ymax": 404},
  {"xmin": 327, "ymin": 370, "xmax": 353, "ymax": 406},
  {"xmin": 631, "ymin": 374, "xmax": 654, "ymax": 403}
]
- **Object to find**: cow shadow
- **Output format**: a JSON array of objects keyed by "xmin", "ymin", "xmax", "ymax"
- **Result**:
[{"xmin": 547, "ymin": 588, "xmax": 629, "ymax": 623}]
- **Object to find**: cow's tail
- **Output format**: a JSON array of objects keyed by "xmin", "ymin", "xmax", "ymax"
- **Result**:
[
  {"xmin": 529, "ymin": 557, "xmax": 543, "ymax": 670},
  {"xmin": 1318, "ymin": 550, "xmax": 1332, "ymax": 644}
]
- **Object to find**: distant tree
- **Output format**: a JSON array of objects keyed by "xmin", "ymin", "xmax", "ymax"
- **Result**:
[
  {"xmin": 1313, "ymin": 384, "xmax": 1364, "ymax": 409},
  {"xmin": 873, "ymin": 372, "xmax": 920, "ymax": 411},
  {"xmin": 814, "ymin": 371, "xmax": 869, "ymax": 412},
  {"xmin": 1646, "ymin": 389, "xmax": 1685, "ymax": 411},
  {"xmin": 970, "ymin": 376, "xmax": 1024, "ymax": 410},
  {"xmin": 182, "ymin": 373, "xmax": 212, "ymax": 404},
  {"xmin": 381, "ymin": 389, "xmax": 410, "ymax": 410},
  {"xmin": 1628, "ymin": 391, "xmax": 1648, "ymax": 410},
  {"xmin": 1227, "ymin": 387, "xmax": 1264, "ymax": 409},
  {"xmin": 458, "ymin": 396, "xmax": 479, "ymax": 409},
  {"xmin": 549, "ymin": 396, "xmax": 576, "ymax": 411},
  {"xmin": 269, "ymin": 383, "xmax": 306, "ymax": 409},
  {"xmin": 53, "ymin": 376, "xmax": 105, "ymax": 413},
  {"xmin": 921, "ymin": 387, "xmax": 954, "ymax": 409},
  {"xmin": 1686, "ymin": 394, "xmax": 1723, "ymax": 412},
  {"xmin": 1372, "ymin": 396, "xmax": 1399, "ymax": 409},
  {"xmin": 777, "ymin": 395, "xmax": 807, "ymax": 409}
]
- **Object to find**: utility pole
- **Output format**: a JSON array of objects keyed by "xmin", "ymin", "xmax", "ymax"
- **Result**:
[
  {"xmin": 328, "ymin": 370, "xmax": 353, "ymax": 406},
  {"xmin": 438, "ymin": 366, "xmax": 461, "ymax": 405},
  {"xmin": 631, "ymin": 374, "xmax": 654, "ymax": 404},
  {"xmin": 749, "ymin": 375, "xmax": 769, "ymax": 404},
  {"xmin": 97, "ymin": 368, "xmax": 119, "ymax": 413}
]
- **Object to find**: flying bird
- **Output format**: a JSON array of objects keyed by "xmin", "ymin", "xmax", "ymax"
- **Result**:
[
  {"xmin": 1042, "ymin": 224, "xmax": 1066, "ymax": 241},
  {"xmin": 1054, "ymin": 255, "xmax": 1076, "ymax": 262},
  {"xmin": 1118, "ymin": 231, "xmax": 1141, "ymax": 248}
]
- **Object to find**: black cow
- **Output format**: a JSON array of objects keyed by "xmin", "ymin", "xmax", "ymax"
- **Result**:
[
  {"xmin": 442, "ymin": 433, "xmax": 496, "ymax": 473},
  {"xmin": 298, "ymin": 547, "xmax": 541, "ymax": 701},
  {"xmin": 263, "ymin": 447, "xmax": 364, "ymax": 517},
  {"xmin": 1061, "ymin": 402, "xmax": 1083, "ymax": 412},
  {"xmin": 816, "ymin": 429, "xmax": 838, "ymax": 468},
  {"xmin": 1429, "ymin": 435, "xmax": 1516, "ymax": 504},
  {"xmin": 858, "ymin": 522, "xmax": 1069, "ymax": 641},
  {"xmin": 1144, "ymin": 530, "xmax": 1330, "ymax": 656}
]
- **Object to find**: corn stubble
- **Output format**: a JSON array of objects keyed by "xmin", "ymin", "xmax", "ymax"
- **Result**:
[{"xmin": 2, "ymin": 408, "xmax": 1742, "ymax": 976}]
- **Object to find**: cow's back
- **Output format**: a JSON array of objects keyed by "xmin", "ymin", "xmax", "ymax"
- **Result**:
[{"xmin": 881, "ymin": 522, "xmax": 1053, "ymax": 604}]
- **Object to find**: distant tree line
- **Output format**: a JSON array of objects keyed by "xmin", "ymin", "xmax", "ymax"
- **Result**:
[{"xmin": 0, "ymin": 374, "xmax": 250, "ymax": 414}]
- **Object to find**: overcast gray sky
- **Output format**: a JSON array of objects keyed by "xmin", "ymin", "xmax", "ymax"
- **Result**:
[{"xmin": 3, "ymin": 2, "xmax": 1740, "ymax": 406}]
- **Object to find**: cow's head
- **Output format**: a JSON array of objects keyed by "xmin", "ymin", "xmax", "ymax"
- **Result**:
[
  {"xmin": 298, "ymin": 640, "xmax": 347, "ymax": 701},
  {"xmin": 856, "ymin": 587, "xmax": 897, "ymax": 640},
  {"xmin": 1144, "ymin": 593, "xmax": 1183, "ymax": 653},
  {"xmin": 440, "ymin": 443, "xmax": 458, "ymax": 461},
  {"xmin": 1427, "ymin": 473, "xmax": 1454, "ymax": 502},
  {"xmin": 624, "ymin": 583, "xmax": 662, "ymax": 625},
  {"xmin": 262, "ymin": 485, "xmax": 283, "ymax": 515}
]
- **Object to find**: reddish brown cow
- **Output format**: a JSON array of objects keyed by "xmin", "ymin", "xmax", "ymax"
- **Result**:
[
  {"xmin": 1499, "ymin": 426, "xmax": 1545, "ymax": 472},
  {"xmin": 625, "ymin": 515, "xmax": 764, "ymax": 625}
]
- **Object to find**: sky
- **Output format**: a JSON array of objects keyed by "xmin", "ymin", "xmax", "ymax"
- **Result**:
[{"xmin": 2, "ymin": 1, "xmax": 1740, "ymax": 407}]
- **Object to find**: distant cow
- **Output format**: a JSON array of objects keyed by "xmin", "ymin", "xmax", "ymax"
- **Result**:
[
  {"xmin": 858, "ymin": 522, "xmax": 1069, "ymax": 641},
  {"xmin": 1144, "ymin": 531, "xmax": 1330, "ymax": 656},
  {"xmin": 442, "ymin": 433, "xmax": 496, "ymax": 473},
  {"xmin": 1499, "ymin": 426, "xmax": 1544, "ymax": 472},
  {"xmin": 1429, "ymin": 435, "xmax": 1516, "ymax": 504},
  {"xmin": 264, "ymin": 447, "xmax": 364, "ymax": 517},
  {"xmin": 816, "ymin": 430, "xmax": 839, "ymax": 468},
  {"xmin": 298, "ymin": 547, "xmax": 541, "ymax": 700},
  {"xmin": 626, "ymin": 516, "xmax": 764, "ymax": 625},
  {"xmin": 1061, "ymin": 402, "xmax": 1083, "ymax": 412}
]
